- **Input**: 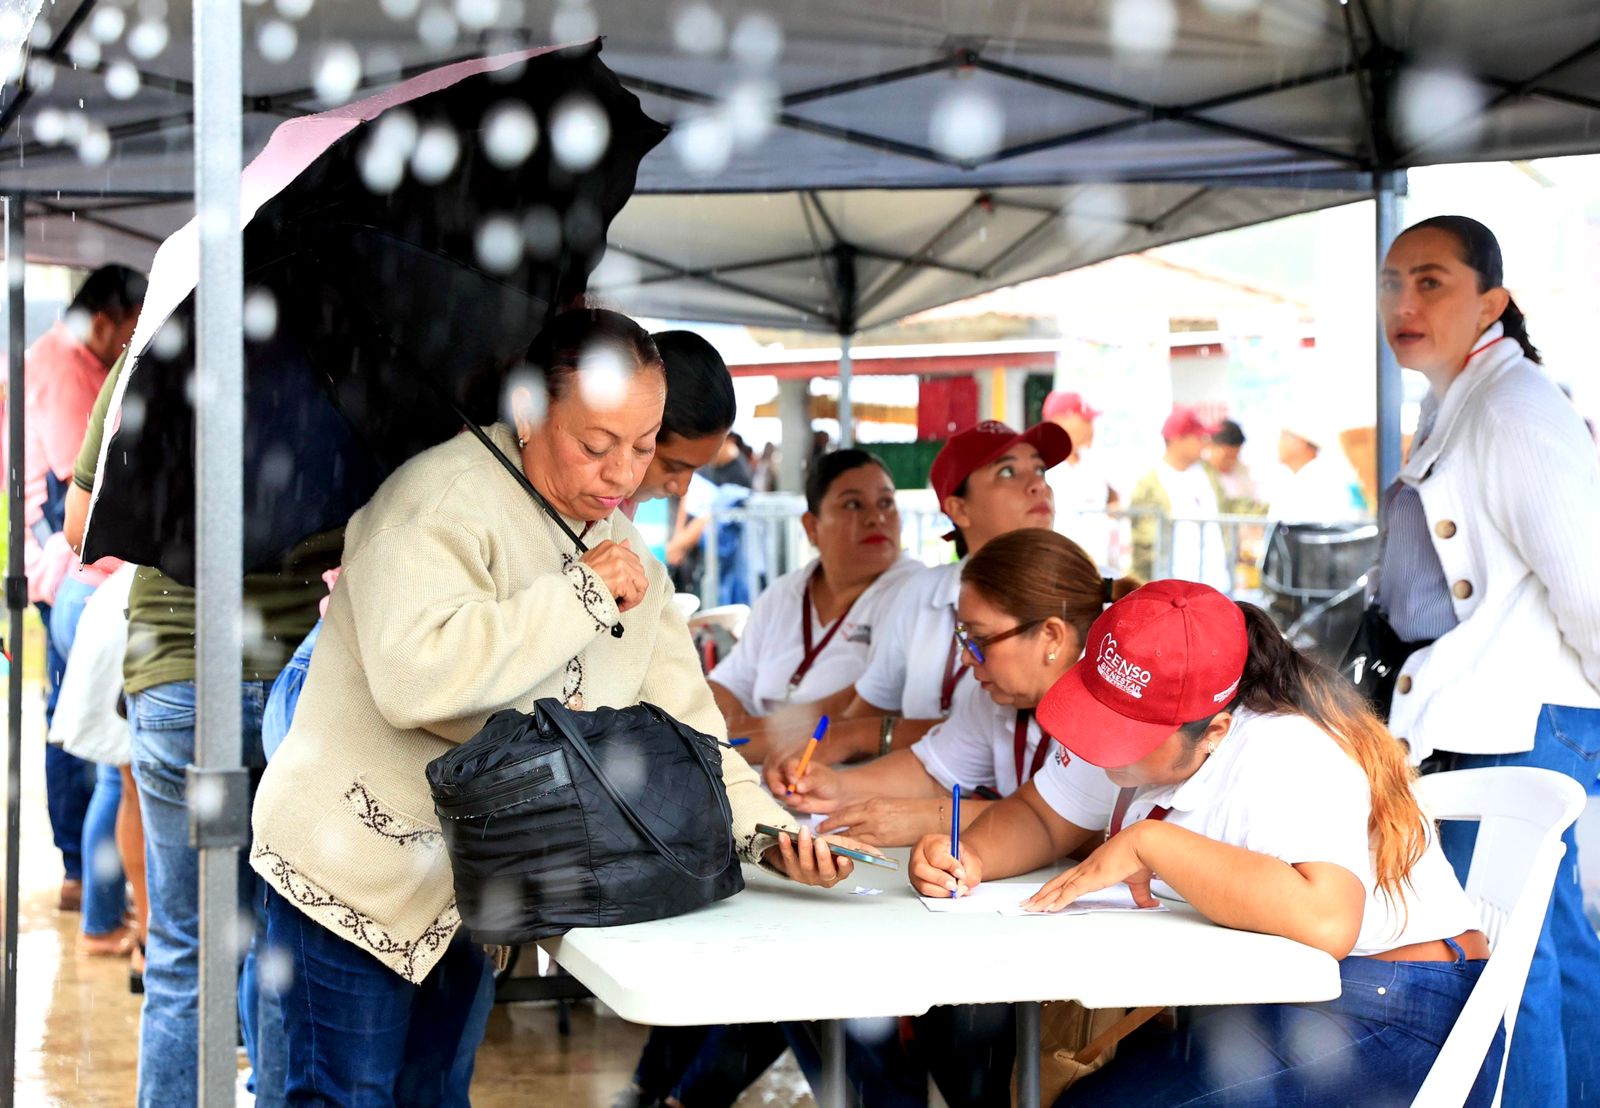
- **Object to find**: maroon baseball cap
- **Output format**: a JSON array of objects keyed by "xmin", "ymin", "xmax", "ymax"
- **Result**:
[
  {"xmin": 1042, "ymin": 391, "xmax": 1102, "ymax": 423},
  {"xmin": 1037, "ymin": 581, "xmax": 1248, "ymax": 768},
  {"xmin": 930, "ymin": 420, "xmax": 1072, "ymax": 505},
  {"xmin": 1161, "ymin": 406, "xmax": 1219, "ymax": 441}
]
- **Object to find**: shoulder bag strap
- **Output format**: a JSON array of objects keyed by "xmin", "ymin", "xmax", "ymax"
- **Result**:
[{"xmin": 537, "ymin": 699, "xmax": 734, "ymax": 881}]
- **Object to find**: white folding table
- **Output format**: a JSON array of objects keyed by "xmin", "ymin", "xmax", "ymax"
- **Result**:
[{"xmin": 540, "ymin": 856, "xmax": 1340, "ymax": 1107}]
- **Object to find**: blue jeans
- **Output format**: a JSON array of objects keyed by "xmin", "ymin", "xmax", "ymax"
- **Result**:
[
  {"xmin": 1057, "ymin": 953, "xmax": 1498, "ymax": 1106},
  {"xmin": 129, "ymin": 680, "xmax": 286, "ymax": 1108},
  {"xmin": 1430, "ymin": 703, "xmax": 1600, "ymax": 1107},
  {"xmin": 52, "ymin": 577, "xmax": 127, "ymax": 935},
  {"xmin": 262, "ymin": 620, "xmax": 320, "ymax": 763},
  {"xmin": 38, "ymin": 595, "xmax": 94, "ymax": 880},
  {"xmin": 264, "ymin": 885, "xmax": 492, "ymax": 1107}
]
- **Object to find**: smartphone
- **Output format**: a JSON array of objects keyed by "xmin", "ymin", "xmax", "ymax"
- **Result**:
[{"xmin": 755, "ymin": 823, "xmax": 899, "ymax": 870}]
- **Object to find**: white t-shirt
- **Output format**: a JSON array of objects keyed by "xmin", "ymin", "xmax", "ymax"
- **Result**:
[
  {"xmin": 855, "ymin": 560, "xmax": 969, "ymax": 720},
  {"xmin": 1037, "ymin": 708, "xmax": 1479, "ymax": 956},
  {"xmin": 1156, "ymin": 461, "xmax": 1231, "ymax": 591},
  {"xmin": 709, "ymin": 556, "xmax": 920, "ymax": 717},
  {"xmin": 1049, "ymin": 452, "xmax": 1116, "ymax": 569},
  {"xmin": 910, "ymin": 683, "xmax": 1118, "ymax": 801}
]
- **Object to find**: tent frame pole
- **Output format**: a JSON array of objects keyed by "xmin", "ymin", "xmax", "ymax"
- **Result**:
[
  {"xmin": 833, "ymin": 245, "xmax": 858, "ymax": 448},
  {"xmin": 1374, "ymin": 179, "xmax": 1404, "ymax": 492},
  {"xmin": 192, "ymin": 3, "xmax": 248, "ymax": 1105},
  {"xmin": 2, "ymin": 194, "xmax": 25, "ymax": 1108}
]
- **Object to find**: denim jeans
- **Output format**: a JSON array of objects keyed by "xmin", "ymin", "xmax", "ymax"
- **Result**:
[
  {"xmin": 129, "ymin": 679, "xmax": 286, "ymax": 1108},
  {"xmin": 1056, "ymin": 953, "xmax": 1497, "ymax": 1106},
  {"xmin": 262, "ymin": 620, "xmax": 320, "ymax": 763},
  {"xmin": 1429, "ymin": 703, "xmax": 1600, "ymax": 1107},
  {"xmin": 264, "ymin": 885, "xmax": 491, "ymax": 1107},
  {"xmin": 51, "ymin": 576, "xmax": 126, "ymax": 935},
  {"xmin": 38, "ymin": 595, "xmax": 94, "ymax": 880}
]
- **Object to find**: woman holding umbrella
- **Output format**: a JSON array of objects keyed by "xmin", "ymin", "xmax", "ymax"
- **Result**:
[{"xmin": 251, "ymin": 309, "xmax": 859, "ymax": 1103}]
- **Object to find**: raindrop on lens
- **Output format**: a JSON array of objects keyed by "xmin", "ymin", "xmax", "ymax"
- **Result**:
[
  {"xmin": 243, "ymin": 288, "xmax": 278, "ymax": 341},
  {"xmin": 89, "ymin": 7, "xmax": 127, "ymax": 43},
  {"xmin": 257, "ymin": 945, "xmax": 295, "ymax": 993},
  {"xmin": 481, "ymin": 101, "xmax": 538, "ymax": 167},
  {"xmin": 474, "ymin": 215, "xmax": 523, "ymax": 274},
  {"xmin": 673, "ymin": 3, "xmax": 725, "ymax": 56},
  {"xmin": 67, "ymin": 35, "xmax": 101, "ymax": 68},
  {"xmin": 120, "ymin": 392, "xmax": 147, "ymax": 436},
  {"xmin": 1108, "ymin": 0, "xmax": 1178, "ymax": 59},
  {"xmin": 128, "ymin": 20, "xmax": 170, "ymax": 60},
  {"xmin": 577, "ymin": 343, "xmax": 631, "ymax": 411},
  {"xmin": 78, "ymin": 126, "xmax": 111, "ymax": 166},
  {"xmin": 417, "ymin": 5, "xmax": 460, "ymax": 49},
  {"xmin": 257, "ymin": 20, "xmax": 297, "ymax": 64},
  {"xmin": 411, "ymin": 124, "xmax": 460, "ymax": 184},
  {"xmin": 724, "ymin": 80, "xmax": 777, "ymax": 145},
  {"xmin": 313, "ymin": 43, "xmax": 362, "ymax": 104},
  {"xmin": 523, "ymin": 208, "xmax": 562, "ymax": 260},
  {"xmin": 105, "ymin": 62, "xmax": 141, "ymax": 100},
  {"xmin": 551, "ymin": 95, "xmax": 608, "ymax": 171},
  {"xmin": 1199, "ymin": 0, "xmax": 1259, "ymax": 14},
  {"xmin": 33, "ymin": 108, "xmax": 66, "ymax": 145},
  {"xmin": 25, "ymin": 59, "xmax": 55, "ymax": 94},
  {"xmin": 730, "ymin": 12, "xmax": 783, "ymax": 67},
  {"xmin": 550, "ymin": 3, "xmax": 597, "ymax": 43},
  {"xmin": 501, "ymin": 369, "xmax": 548, "ymax": 427},
  {"xmin": 672, "ymin": 113, "xmax": 733, "ymax": 175},
  {"xmin": 29, "ymin": 18, "xmax": 50, "ymax": 49},
  {"xmin": 274, "ymin": 0, "xmax": 314, "ymax": 19},
  {"xmin": 1396, "ymin": 67, "xmax": 1485, "ymax": 151},
  {"xmin": 929, "ymin": 88, "xmax": 1004, "ymax": 162},
  {"xmin": 454, "ymin": 0, "xmax": 500, "ymax": 30},
  {"xmin": 379, "ymin": 0, "xmax": 421, "ymax": 18},
  {"xmin": 587, "ymin": 249, "xmax": 642, "ymax": 292},
  {"xmin": 152, "ymin": 317, "xmax": 186, "ymax": 360}
]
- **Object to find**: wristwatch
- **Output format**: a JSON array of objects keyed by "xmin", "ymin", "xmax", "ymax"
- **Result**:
[{"xmin": 878, "ymin": 714, "xmax": 899, "ymax": 758}]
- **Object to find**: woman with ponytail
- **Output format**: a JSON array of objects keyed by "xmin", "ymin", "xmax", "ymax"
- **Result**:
[
  {"xmin": 1372, "ymin": 215, "xmax": 1600, "ymax": 1105},
  {"xmin": 769, "ymin": 530, "xmax": 1131, "ymax": 845},
  {"xmin": 912, "ymin": 582, "xmax": 1500, "ymax": 1105}
]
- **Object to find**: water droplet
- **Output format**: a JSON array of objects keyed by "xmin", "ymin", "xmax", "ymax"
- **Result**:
[
  {"xmin": 89, "ymin": 7, "xmax": 127, "ymax": 43},
  {"xmin": 550, "ymin": 95, "xmax": 608, "ymax": 171},
  {"xmin": 275, "ymin": 0, "xmax": 314, "ymax": 19},
  {"xmin": 257, "ymin": 944, "xmax": 296, "ymax": 993},
  {"xmin": 152, "ymin": 317, "xmax": 186, "ymax": 360},
  {"xmin": 929, "ymin": 88, "xmax": 1004, "ymax": 162},
  {"xmin": 78, "ymin": 125, "xmax": 111, "ymax": 166},
  {"xmin": 256, "ymin": 20, "xmax": 297, "ymax": 64},
  {"xmin": 672, "ymin": 112, "xmax": 734, "ymax": 175},
  {"xmin": 32, "ymin": 108, "xmax": 66, "ymax": 145},
  {"xmin": 587, "ymin": 249, "xmax": 642, "ymax": 293},
  {"xmin": 454, "ymin": 0, "xmax": 500, "ymax": 31},
  {"xmin": 474, "ymin": 215, "xmax": 523, "ymax": 274},
  {"xmin": 673, "ymin": 3, "xmax": 725, "ymax": 56},
  {"xmin": 1199, "ymin": 0, "xmax": 1259, "ymax": 13},
  {"xmin": 1395, "ymin": 66, "xmax": 1485, "ymax": 153},
  {"xmin": 577, "ymin": 342, "xmax": 632, "ymax": 410},
  {"xmin": 25, "ymin": 58, "xmax": 55, "ymax": 94},
  {"xmin": 523, "ymin": 208, "xmax": 562, "ymax": 260},
  {"xmin": 379, "ymin": 0, "xmax": 421, "ymax": 17},
  {"xmin": 730, "ymin": 12, "xmax": 782, "ymax": 67},
  {"xmin": 481, "ymin": 101, "xmax": 538, "ymax": 168},
  {"xmin": 29, "ymin": 17, "xmax": 51, "ymax": 49},
  {"xmin": 243, "ymin": 288, "xmax": 278, "ymax": 341},
  {"xmin": 105, "ymin": 62, "xmax": 141, "ymax": 100},
  {"xmin": 417, "ymin": 4, "xmax": 460, "ymax": 50},
  {"xmin": 410, "ymin": 124, "xmax": 460, "ymax": 184},
  {"xmin": 120, "ymin": 392, "xmax": 147, "ymax": 436},
  {"xmin": 502, "ymin": 369, "xmax": 548, "ymax": 427},
  {"xmin": 1062, "ymin": 184, "xmax": 1130, "ymax": 252},
  {"xmin": 1108, "ymin": 0, "xmax": 1178, "ymax": 59},
  {"xmin": 127, "ymin": 19, "xmax": 170, "ymax": 60},
  {"xmin": 67, "ymin": 35, "xmax": 101, "ymax": 69},
  {"xmin": 723, "ymin": 80, "xmax": 777, "ymax": 145},
  {"xmin": 313, "ymin": 42, "xmax": 362, "ymax": 105},
  {"xmin": 550, "ymin": 3, "xmax": 597, "ymax": 42}
]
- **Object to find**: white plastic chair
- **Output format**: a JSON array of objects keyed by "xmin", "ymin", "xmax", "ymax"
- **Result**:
[
  {"xmin": 1411, "ymin": 767, "xmax": 1587, "ymax": 1108},
  {"xmin": 688, "ymin": 603, "xmax": 751, "ymax": 642},
  {"xmin": 671, "ymin": 592, "xmax": 702, "ymax": 621}
]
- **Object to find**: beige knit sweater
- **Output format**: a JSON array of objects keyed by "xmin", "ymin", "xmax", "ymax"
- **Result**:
[{"xmin": 251, "ymin": 424, "xmax": 789, "ymax": 983}]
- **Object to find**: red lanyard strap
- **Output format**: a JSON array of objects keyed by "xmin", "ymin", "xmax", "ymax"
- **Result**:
[
  {"xmin": 1108, "ymin": 786, "xmax": 1171, "ymax": 838},
  {"xmin": 1014, "ymin": 710, "xmax": 1052, "ymax": 786},
  {"xmin": 940, "ymin": 633, "xmax": 970, "ymax": 715},
  {"xmin": 789, "ymin": 571, "xmax": 861, "ymax": 692}
]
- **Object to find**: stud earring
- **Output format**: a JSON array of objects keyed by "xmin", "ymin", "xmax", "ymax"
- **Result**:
[
  {"xmin": 1047, "ymin": 651, "xmax": 1057, "ymax": 663},
  {"xmin": 518, "ymin": 436, "xmax": 527, "ymax": 448},
  {"xmin": 1205, "ymin": 742, "xmax": 1216, "ymax": 754}
]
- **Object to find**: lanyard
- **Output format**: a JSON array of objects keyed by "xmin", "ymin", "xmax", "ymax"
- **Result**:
[
  {"xmin": 940, "ymin": 634, "xmax": 970, "ymax": 715},
  {"xmin": 1013, "ymin": 710, "xmax": 1052, "ymax": 786},
  {"xmin": 789, "ymin": 570, "xmax": 861, "ymax": 692},
  {"xmin": 1108, "ymin": 786, "xmax": 1171, "ymax": 838},
  {"xmin": 1463, "ymin": 335, "xmax": 1505, "ymax": 366}
]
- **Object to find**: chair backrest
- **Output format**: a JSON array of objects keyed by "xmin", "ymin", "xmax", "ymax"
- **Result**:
[
  {"xmin": 1410, "ymin": 767, "xmax": 1586, "ymax": 1108},
  {"xmin": 689, "ymin": 603, "xmax": 751, "ymax": 641},
  {"xmin": 671, "ymin": 592, "xmax": 702, "ymax": 621}
]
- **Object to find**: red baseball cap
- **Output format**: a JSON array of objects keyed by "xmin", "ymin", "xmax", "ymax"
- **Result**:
[
  {"xmin": 1037, "ymin": 581, "xmax": 1247, "ymax": 768},
  {"xmin": 1161, "ymin": 406, "xmax": 1219, "ymax": 441},
  {"xmin": 930, "ymin": 420, "xmax": 1072, "ymax": 506},
  {"xmin": 1041, "ymin": 391, "xmax": 1102, "ymax": 423}
]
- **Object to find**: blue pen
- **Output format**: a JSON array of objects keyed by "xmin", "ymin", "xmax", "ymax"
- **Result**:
[
  {"xmin": 724, "ymin": 738, "xmax": 751, "ymax": 747},
  {"xmin": 950, "ymin": 784, "xmax": 961, "ymax": 899},
  {"xmin": 786, "ymin": 715, "xmax": 830, "ymax": 796}
]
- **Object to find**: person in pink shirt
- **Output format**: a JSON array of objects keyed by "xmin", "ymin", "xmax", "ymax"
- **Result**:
[{"xmin": 17, "ymin": 264, "xmax": 145, "ymax": 914}]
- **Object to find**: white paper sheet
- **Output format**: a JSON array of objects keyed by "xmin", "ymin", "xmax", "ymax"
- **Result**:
[
  {"xmin": 918, "ymin": 881, "xmax": 1168, "ymax": 916},
  {"xmin": 999, "ymin": 884, "xmax": 1167, "ymax": 916}
]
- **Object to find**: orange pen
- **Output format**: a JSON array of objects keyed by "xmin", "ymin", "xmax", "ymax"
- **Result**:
[{"xmin": 786, "ymin": 715, "xmax": 830, "ymax": 796}]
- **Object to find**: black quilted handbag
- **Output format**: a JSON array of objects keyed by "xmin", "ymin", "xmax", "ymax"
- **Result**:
[{"xmin": 425, "ymin": 697, "xmax": 744, "ymax": 944}]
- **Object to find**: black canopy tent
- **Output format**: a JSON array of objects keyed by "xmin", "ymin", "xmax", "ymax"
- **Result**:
[{"xmin": 3, "ymin": 0, "xmax": 1600, "ymax": 1102}]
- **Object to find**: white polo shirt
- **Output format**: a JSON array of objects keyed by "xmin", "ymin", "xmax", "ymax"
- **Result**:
[
  {"xmin": 709, "ymin": 556, "xmax": 920, "ymax": 717},
  {"xmin": 855, "ymin": 560, "xmax": 968, "ymax": 720},
  {"xmin": 914, "ymin": 683, "xmax": 1121, "ymax": 804},
  {"xmin": 1038, "ymin": 707, "xmax": 1479, "ymax": 957}
]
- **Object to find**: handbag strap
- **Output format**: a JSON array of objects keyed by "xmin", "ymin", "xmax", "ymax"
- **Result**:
[{"xmin": 537, "ymin": 699, "xmax": 734, "ymax": 882}]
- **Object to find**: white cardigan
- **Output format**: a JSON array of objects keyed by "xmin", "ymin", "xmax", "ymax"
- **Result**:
[{"xmin": 1385, "ymin": 324, "xmax": 1600, "ymax": 761}]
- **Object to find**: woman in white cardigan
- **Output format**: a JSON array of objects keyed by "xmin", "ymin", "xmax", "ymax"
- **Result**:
[
  {"xmin": 252, "ymin": 309, "xmax": 859, "ymax": 1106},
  {"xmin": 1374, "ymin": 216, "xmax": 1600, "ymax": 1106}
]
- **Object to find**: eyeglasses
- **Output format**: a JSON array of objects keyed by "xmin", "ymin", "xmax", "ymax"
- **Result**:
[{"xmin": 952, "ymin": 619, "xmax": 1044, "ymax": 664}]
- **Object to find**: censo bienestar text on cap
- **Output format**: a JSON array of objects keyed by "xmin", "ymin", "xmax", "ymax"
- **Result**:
[{"xmin": 1036, "ymin": 580, "xmax": 1248, "ymax": 768}]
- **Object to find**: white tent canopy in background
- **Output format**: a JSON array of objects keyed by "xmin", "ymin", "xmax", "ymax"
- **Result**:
[{"xmin": 2, "ymin": 0, "xmax": 1599, "ymax": 330}]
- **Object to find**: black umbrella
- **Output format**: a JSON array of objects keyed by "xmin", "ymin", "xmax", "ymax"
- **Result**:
[{"xmin": 82, "ymin": 41, "xmax": 667, "ymax": 584}]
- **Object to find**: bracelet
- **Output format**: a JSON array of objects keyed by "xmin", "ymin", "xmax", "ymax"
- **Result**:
[{"xmin": 878, "ymin": 714, "xmax": 899, "ymax": 758}]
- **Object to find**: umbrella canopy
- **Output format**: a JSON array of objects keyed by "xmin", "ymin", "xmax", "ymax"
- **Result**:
[{"xmin": 79, "ymin": 42, "xmax": 666, "ymax": 583}]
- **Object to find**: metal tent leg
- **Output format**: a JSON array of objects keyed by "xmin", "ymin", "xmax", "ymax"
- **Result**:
[
  {"xmin": 2, "ymin": 193, "xmax": 26, "ymax": 1108},
  {"xmin": 1016, "ymin": 1000, "xmax": 1042, "ymax": 1108},
  {"xmin": 1374, "ymin": 169, "xmax": 1404, "ymax": 493},
  {"xmin": 837, "ymin": 333, "xmax": 855, "ymax": 448}
]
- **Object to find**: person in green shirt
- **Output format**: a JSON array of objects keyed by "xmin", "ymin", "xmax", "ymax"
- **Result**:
[{"xmin": 67, "ymin": 355, "xmax": 340, "ymax": 1108}]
